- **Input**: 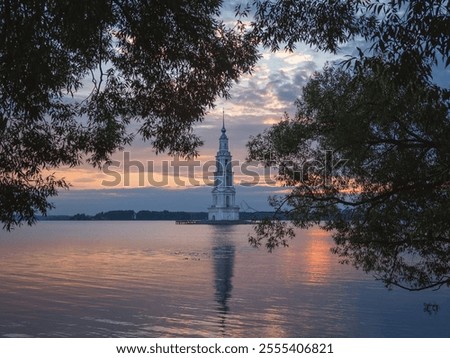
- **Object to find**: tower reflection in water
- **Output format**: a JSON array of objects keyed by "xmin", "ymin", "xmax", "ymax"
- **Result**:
[{"xmin": 212, "ymin": 229, "xmax": 235, "ymax": 333}]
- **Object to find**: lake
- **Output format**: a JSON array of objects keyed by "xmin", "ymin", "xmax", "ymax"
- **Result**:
[{"xmin": 0, "ymin": 221, "xmax": 448, "ymax": 337}]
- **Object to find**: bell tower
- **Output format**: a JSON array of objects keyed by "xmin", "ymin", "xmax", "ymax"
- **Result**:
[{"xmin": 208, "ymin": 113, "xmax": 240, "ymax": 221}]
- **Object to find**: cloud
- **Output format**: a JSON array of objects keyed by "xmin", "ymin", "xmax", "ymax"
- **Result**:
[
  {"xmin": 48, "ymin": 26, "xmax": 337, "ymax": 211},
  {"xmin": 227, "ymin": 58, "xmax": 319, "ymax": 117},
  {"xmin": 72, "ymin": 177, "xmax": 97, "ymax": 183},
  {"xmin": 56, "ymin": 56, "xmax": 317, "ymax": 193},
  {"xmin": 270, "ymin": 52, "xmax": 314, "ymax": 65}
]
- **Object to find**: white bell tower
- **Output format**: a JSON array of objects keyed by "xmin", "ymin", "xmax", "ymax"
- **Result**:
[{"xmin": 208, "ymin": 113, "xmax": 240, "ymax": 221}]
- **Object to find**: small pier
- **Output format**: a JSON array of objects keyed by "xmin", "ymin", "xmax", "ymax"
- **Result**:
[
  {"xmin": 175, "ymin": 220, "xmax": 254, "ymax": 225},
  {"xmin": 175, "ymin": 220, "xmax": 201, "ymax": 225}
]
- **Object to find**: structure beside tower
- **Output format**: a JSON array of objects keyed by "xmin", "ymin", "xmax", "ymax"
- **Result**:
[{"xmin": 208, "ymin": 115, "xmax": 240, "ymax": 221}]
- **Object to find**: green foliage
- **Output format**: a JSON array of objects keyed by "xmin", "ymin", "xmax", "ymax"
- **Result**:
[
  {"xmin": 248, "ymin": 0, "xmax": 449, "ymax": 81},
  {"xmin": 248, "ymin": 0, "xmax": 375, "ymax": 53},
  {"xmin": 247, "ymin": 0, "xmax": 450, "ymax": 290},
  {"xmin": 0, "ymin": 0, "xmax": 259, "ymax": 229}
]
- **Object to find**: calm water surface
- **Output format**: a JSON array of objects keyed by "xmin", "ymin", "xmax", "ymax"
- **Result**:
[{"xmin": 0, "ymin": 221, "xmax": 448, "ymax": 337}]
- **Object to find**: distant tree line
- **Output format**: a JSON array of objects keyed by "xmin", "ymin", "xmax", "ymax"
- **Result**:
[{"xmin": 49, "ymin": 210, "xmax": 286, "ymax": 221}]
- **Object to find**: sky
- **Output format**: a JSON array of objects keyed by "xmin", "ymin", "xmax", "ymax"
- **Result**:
[
  {"xmin": 51, "ymin": 44, "xmax": 335, "ymax": 214},
  {"xmin": 49, "ymin": 1, "xmax": 449, "ymax": 215},
  {"xmin": 48, "ymin": 3, "xmax": 332, "ymax": 215}
]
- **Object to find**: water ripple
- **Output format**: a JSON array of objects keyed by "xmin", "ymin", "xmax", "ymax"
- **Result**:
[{"xmin": 0, "ymin": 222, "xmax": 449, "ymax": 337}]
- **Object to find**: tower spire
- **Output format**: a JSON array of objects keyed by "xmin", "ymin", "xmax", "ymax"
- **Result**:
[{"xmin": 222, "ymin": 109, "xmax": 226, "ymax": 133}]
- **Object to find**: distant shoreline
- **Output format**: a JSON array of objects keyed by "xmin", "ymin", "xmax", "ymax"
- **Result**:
[{"xmin": 38, "ymin": 210, "xmax": 286, "ymax": 221}]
